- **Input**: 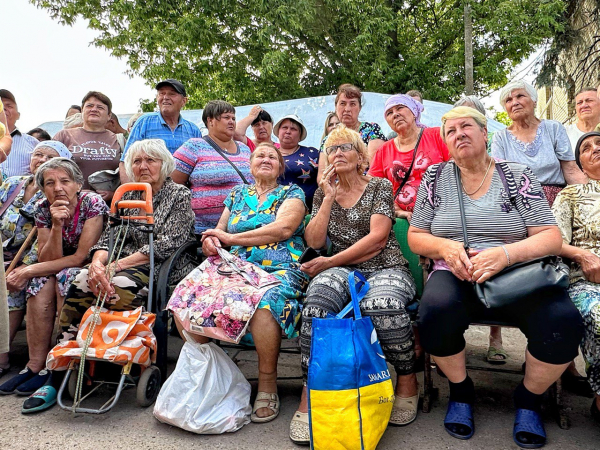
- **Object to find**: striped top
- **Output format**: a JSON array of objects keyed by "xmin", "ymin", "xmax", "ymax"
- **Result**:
[
  {"xmin": 1, "ymin": 129, "xmax": 38, "ymax": 178},
  {"xmin": 173, "ymin": 137, "xmax": 254, "ymax": 234},
  {"xmin": 411, "ymin": 160, "xmax": 557, "ymax": 250}
]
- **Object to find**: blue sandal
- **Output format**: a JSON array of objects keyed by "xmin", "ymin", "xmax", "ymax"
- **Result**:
[
  {"xmin": 444, "ymin": 401, "xmax": 474, "ymax": 440},
  {"xmin": 513, "ymin": 409, "xmax": 546, "ymax": 449},
  {"xmin": 21, "ymin": 385, "xmax": 57, "ymax": 414}
]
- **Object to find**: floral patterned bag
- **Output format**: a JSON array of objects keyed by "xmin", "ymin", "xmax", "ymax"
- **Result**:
[{"xmin": 167, "ymin": 248, "xmax": 280, "ymax": 343}]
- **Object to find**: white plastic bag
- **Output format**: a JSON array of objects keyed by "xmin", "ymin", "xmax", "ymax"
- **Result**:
[{"xmin": 153, "ymin": 337, "xmax": 251, "ymax": 434}]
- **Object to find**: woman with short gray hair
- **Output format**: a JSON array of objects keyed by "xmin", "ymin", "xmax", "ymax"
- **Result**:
[
  {"xmin": 0, "ymin": 157, "xmax": 107, "ymax": 398},
  {"xmin": 491, "ymin": 79, "xmax": 587, "ymax": 205}
]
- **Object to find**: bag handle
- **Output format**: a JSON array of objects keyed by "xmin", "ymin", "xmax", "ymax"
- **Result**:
[
  {"xmin": 204, "ymin": 136, "xmax": 249, "ymax": 184},
  {"xmin": 453, "ymin": 163, "xmax": 470, "ymax": 251},
  {"xmin": 336, "ymin": 271, "xmax": 370, "ymax": 319}
]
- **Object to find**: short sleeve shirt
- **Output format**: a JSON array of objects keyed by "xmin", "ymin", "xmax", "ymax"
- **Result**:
[
  {"xmin": 320, "ymin": 122, "xmax": 387, "ymax": 151},
  {"xmin": 173, "ymin": 137, "xmax": 254, "ymax": 233},
  {"xmin": 53, "ymin": 128, "xmax": 121, "ymax": 190},
  {"xmin": 368, "ymin": 127, "xmax": 449, "ymax": 212},
  {"xmin": 311, "ymin": 177, "xmax": 407, "ymax": 271},
  {"xmin": 490, "ymin": 120, "xmax": 574, "ymax": 185},
  {"xmin": 280, "ymin": 145, "xmax": 320, "ymax": 210},
  {"xmin": 411, "ymin": 161, "xmax": 557, "ymax": 250}
]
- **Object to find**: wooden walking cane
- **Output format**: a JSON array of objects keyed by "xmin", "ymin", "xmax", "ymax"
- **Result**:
[{"xmin": 5, "ymin": 227, "xmax": 37, "ymax": 275}]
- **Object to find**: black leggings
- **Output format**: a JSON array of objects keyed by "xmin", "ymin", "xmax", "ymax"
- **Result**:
[{"xmin": 418, "ymin": 270, "xmax": 583, "ymax": 365}]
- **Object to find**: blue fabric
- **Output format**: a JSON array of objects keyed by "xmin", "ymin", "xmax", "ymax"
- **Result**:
[
  {"xmin": 1, "ymin": 129, "xmax": 38, "ymax": 178},
  {"xmin": 121, "ymin": 111, "xmax": 202, "ymax": 158}
]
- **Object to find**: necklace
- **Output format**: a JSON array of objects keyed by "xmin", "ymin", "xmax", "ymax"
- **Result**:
[
  {"xmin": 255, "ymin": 184, "xmax": 278, "ymax": 197},
  {"xmin": 460, "ymin": 157, "xmax": 494, "ymax": 196}
]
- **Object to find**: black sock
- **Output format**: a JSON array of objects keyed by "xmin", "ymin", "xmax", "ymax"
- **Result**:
[
  {"xmin": 514, "ymin": 381, "xmax": 543, "ymax": 413},
  {"xmin": 449, "ymin": 375, "xmax": 475, "ymax": 404}
]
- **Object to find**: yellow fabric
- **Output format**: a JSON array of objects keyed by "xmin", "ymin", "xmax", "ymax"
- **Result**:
[{"xmin": 310, "ymin": 379, "xmax": 394, "ymax": 450}]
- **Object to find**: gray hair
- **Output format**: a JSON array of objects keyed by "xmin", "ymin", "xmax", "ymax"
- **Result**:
[
  {"xmin": 499, "ymin": 80, "xmax": 538, "ymax": 111},
  {"xmin": 124, "ymin": 139, "xmax": 174, "ymax": 182},
  {"xmin": 454, "ymin": 96, "xmax": 486, "ymax": 116},
  {"xmin": 63, "ymin": 112, "xmax": 84, "ymax": 129},
  {"xmin": 127, "ymin": 112, "xmax": 143, "ymax": 133},
  {"xmin": 35, "ymin": 157, "xmax": 84, "ymax": 190}
]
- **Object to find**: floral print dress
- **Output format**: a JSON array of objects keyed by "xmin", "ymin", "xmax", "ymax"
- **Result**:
[
  {"xmin": 0, "ymin": 176, "xmax": 45, "ymax": 310},
  {"xmin": 224, "ymin": 183, "xmax": 309, "ymax": 339},
  {"xmin": 552, "ymin": 179, "xmax": 600, "ymax": 395}
]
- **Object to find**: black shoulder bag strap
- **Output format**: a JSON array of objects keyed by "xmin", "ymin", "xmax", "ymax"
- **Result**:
[
  {"xmin": 394, "ymin": 128, "xmax": 424, "ymax": 199},
  {"xmin": 204, "ymin": 136, "xmax": 249, "ymax": 184},
  {"xmin": 453, "ymin": 163, "xmax": 470, "ymax": 252}
]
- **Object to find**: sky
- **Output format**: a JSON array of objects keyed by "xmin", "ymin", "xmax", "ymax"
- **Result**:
[
  {"xmin": 2, "ymin": 0, "xmax": 154, "ymax": 132},
  {"xmin": 2, "ymin": 0, "xmax": 540, "ymax": 133}
]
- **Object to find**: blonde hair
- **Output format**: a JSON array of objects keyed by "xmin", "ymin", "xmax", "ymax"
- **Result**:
[
  {"xmin": 250, "ymin": 142, "xmax": 285, "ymax": 177},
  {"xmin": 440, "ymin": 106, "xmax": 487, "ymax": 142},
  {"xmin": 324, "ymin": 124, "xmax": 368, "ymax": 174}
]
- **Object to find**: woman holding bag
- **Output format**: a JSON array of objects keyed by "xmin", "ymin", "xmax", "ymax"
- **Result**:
[
  {"xmin": 290, "ymin": 125, "xmax": 417, "ymax": 445},
  {"xmin": 408, "ymin": 107, "xmax": 583, "ymax": 448},
  {"xmin": 172, "ymin": 100, "xmax": 253, "ymax": 236}
]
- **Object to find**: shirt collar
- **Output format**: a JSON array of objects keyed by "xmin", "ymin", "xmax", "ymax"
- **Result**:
[
  {"xmin": 10, "ymin": 127, "xmax": 22, "ymax": 137},
  {"xmin": 158, "ymin": 112, "xmax": 184, "ymax": 128}
]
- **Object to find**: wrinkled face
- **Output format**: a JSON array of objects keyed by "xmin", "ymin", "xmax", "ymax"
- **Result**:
[
  {"xmin": 42, "ymin": 168, "xmax": 80, "ymax": 205},
  {"xmin": 131, "ymin": 151, "xmax": 163, "ymax": 185},
  {"xmin": 326, "ymin": 115, "xmax": 340, "ymax": 134},
  {"xmin": 208, "ymin": 111, "xmax": 236, "ymax": 138},
  {"xmin": 82, "ymin": 96, "xmax": 110, "ymax": 128},
  {"xmin": 335, "ymin": 93, "xmax": 361, "ymax": 127},
  {"xmin": 157, "ymin": 86, "xmax": 187, "ymax": 117},
  {"xmin": 277, "ymin": 119, "xmax": 301, "ymax": 147},
  {"xmin": 504, "ymin": 88, "xmax": 536, "ymax": 121},
  {"xmin": 443, "ymin": 117, "xmax": 488, "ymax": 160},
  {"xmin": 578, "ymin": 135, "xmax": 600, "ymax": 176},
  {"xmin": 30, "ymin": 147, "xmax": 60, "ymax": 174},
  {"xmin": 2, "ymin": 98, "xmax": 19, "ymax": 130},
  {"xmin": 575, "ymin": 91, "xmax": 600, "ymax": 122},
  {"xmin": 251, "ymin": 120, "xmax": 273, "ymax": 142},
  {"xmin": 326, "ymin": 140, "xmax": 361, "ymax": 174},
  {"xmin": 385, "ymin": 104, "xmax": 416, "ymax": 133},
  {"xmin": 250, "ymin": 146, "xmax": 281, "ymax": 181}
]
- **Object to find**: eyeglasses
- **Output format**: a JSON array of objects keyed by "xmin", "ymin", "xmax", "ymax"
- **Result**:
[{"xmin": 325, "ymin": 143, "xmax": 354, "ymax": 156}]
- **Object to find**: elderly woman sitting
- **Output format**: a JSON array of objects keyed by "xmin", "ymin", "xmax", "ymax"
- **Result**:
[
  {"xmin": 22, "ymin": 139, "xmax": 195, "ymax": 413},
  {"xmin": 553, "ymin": 131, "xmax": 600, "ymax": 423},
  {"xmin": 186, "ymin": 143, "xmax": 309, "ymax": 424},
  {"xmin": 290, "ymin": 125, "xmax": 417, "ymax": 445},
  {"xmin": 0, "ymin": 157, "xmax": 107, "ymax": 397},
  {"xmin": 409, "ymin": 107, "xmax": 583, "ymax": 448},
  {"xmin": 0, "ymin": 141, "xmax": 72, "ymax": 378}
]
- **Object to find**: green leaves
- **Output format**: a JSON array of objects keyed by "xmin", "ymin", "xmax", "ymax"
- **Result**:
[{"xmin": 31, "ymin": 0, "xmax": 568, "ymax": 106}]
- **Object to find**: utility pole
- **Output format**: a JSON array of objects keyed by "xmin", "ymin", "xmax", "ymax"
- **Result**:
[{"xmin": 464, "ymin": 0, "xmax": 474, "ymax": 95}]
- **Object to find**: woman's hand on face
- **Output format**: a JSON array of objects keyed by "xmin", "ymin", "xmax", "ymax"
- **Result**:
[
  {"xmin": 468, "ymin": 247, "xmax": 509, "ymax": 284},
  {"xmin": 201, "ymin": 235, "xmax": 222, "ymax": 257},
  {"xmin": 87, "ymin": 260, "xmax": 114, "ymax": 297},
  {"xmin": 300, "ymin": 256, "xmax": 332, "ymax": 277},
  {"xmin": 440, "ymin": 241, "xmax": 473, "ymax": 281},
  {"xmin": 319, "ymin": 165, "xmax": 337, "ymax": 199},
  {"xmin": 6, "ymin": 265, "xmax": 31, "ymax": 291},
  {"xmin": 49, "ymin": 199, "xmax": 71, "ymax": 228},
  {"xmin": 577, "ymin": 250, "xmax": 600, "ymax": 283},
  {"xmin": 202, "ymin": 229, "xmax": 233, "ymax": 247}
]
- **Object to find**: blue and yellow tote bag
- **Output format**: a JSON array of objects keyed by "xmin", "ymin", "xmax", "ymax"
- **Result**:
[{"xmin": 308, "ymin": 271, "xmax": 394, "ymax": 450}]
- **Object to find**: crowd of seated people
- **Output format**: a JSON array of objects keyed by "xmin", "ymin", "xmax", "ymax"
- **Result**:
[{"xmin": 0, "ymin": 80, "xmax": 599, "ymax": 449}]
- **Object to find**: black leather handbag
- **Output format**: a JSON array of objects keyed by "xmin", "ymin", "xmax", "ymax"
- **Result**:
[{"xmin": 454, "ymin": 164, "xmax": 569, "ymax": 308}]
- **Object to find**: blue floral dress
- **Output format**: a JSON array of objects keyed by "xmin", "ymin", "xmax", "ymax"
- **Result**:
[{"xmin": 224, "ymin": 183, "xmax": 309, "ymax": 339}]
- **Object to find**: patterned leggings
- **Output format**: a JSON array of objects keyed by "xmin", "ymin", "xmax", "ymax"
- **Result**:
[
  {"xmin": 569, "ymin": 280, "xmax": 600, "ymax": 395},
  {"xmin": 300, "ymin": 266, "xmax": 416, "ymax": 383},
  {"xmin": 58, "ymin": 265, "xmax": 150, "ymax": 341}
]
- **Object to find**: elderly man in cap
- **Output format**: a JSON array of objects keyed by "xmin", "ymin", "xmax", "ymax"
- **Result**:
[
  {"xmin": 119, "ymin": 79, "xmax": 201, "ymax": 181},
  {"xmin": 0, "ymin": 90, "xmax": 39, "ymax": 178},
  {"xmin": 565, "ymin": 86, "xmax": 600, "ymax": 149}
]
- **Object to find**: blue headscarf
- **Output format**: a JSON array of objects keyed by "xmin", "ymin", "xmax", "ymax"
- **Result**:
[
  {"xmin": 384, "ymin": 94, "xmax": 426, "ymax": 128},
  {"xmin": 33, "ymin": 140, "xmax": 72, "ymax": 159}
]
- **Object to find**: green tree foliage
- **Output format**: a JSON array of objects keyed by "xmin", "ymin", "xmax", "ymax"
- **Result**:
[
  {"xmin": 32, "ymin": 0, "xmax": 567, "ymax": 107},
  {"xmin": 494, "ymin": 111, "xmax": 512, "ymax": 126}
]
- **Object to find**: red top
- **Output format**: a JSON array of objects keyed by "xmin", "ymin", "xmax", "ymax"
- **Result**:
[
  {"xmin": 246, "ymin": 138, "xmax": 280, "ymax": 152},
  {"xmin": 368, "ymin": 127, "xmax": 449, "ymax": 212}
]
